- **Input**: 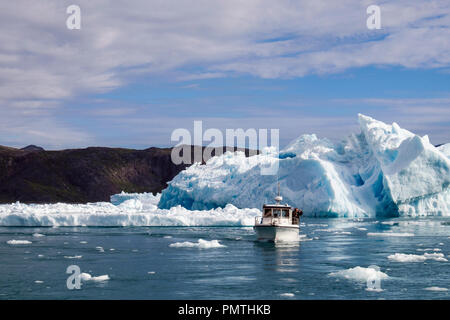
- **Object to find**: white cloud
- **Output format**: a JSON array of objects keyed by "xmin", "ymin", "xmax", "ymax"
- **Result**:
[
  {"xmin": 2, "ymin": 1, "xmax": 449, "ymax": 101},
  {"xmin": 0, "ymin": 0, "xmax": 449, "ymax": 146}
]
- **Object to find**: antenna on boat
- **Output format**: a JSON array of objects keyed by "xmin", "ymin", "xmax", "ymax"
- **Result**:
[{"xmin": 275, "ymin": 182, "xmax": 282, "ymax": 204}]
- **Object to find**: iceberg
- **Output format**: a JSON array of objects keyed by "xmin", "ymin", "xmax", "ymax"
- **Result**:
[
  {"xmin": 0, "ymin": 196, "xmax": 259, "ymax": 227},
  {"xmin": 168, "ymin": 239, "xmax": 226, "ymax": 249},
  {"xmin": 159, "ymin": 114, "xmax": 450, "ymax": 218}
]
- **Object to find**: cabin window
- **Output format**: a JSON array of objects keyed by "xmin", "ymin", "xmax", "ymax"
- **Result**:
[
  {"xmin": 264, "ymin": 209, "xmax": 271, "ymax": 217},
  {"xmin": 282, "ymin": 209, "xmax": 289, "ymax": 217},
  {"xmin": 273, "ymin": 209, "xmax": 282, "ymax": 217}
]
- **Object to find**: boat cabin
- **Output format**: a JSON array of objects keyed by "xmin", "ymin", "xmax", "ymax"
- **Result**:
[{"xmin": 261, "ymin": 204, "xmax": 299, "ymax": 225}]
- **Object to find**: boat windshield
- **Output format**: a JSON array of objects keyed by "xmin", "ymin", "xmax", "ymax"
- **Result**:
[
  {"xmin": 263, "ymin": 207, "xmax": 290, "ymax": 218},
  {"xmin": 273, "ymin": 209, "xmax": 281, "ymax": 217}
]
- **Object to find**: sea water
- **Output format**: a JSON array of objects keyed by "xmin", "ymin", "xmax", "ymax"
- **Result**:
[{"xmin": 0, "ymin": 217, "xmax": 448, "ymax": 299}]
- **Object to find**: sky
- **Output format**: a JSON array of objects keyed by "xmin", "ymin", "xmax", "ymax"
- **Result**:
[{"xmin": 0, "ymin": 0, "xmax": 449, "ymax": 150}]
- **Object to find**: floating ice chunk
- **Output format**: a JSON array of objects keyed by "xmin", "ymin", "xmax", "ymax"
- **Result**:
[
  {"xmin": 169, "ymin": 239, "xmax": 225, "ymax": 249},
  {"xmin": 423, "ymin": 253, "xmax": 448, "ymax": 262},
  {"xmin": 388, "ymin": 252, "xmax": 447, "ymax": 262},
  {"xmin": 32, "ymin": 233, "xmax": 45, "ymax": 237},
  {"xmin": 388, "ymin": 253, "xmax": 427, "ymax": 262},
  {"xmin": 7, "ymin": 240, "xmax": 32, "ymax": 245},
  {"xmin": 95, "ymin": 246, "xmax": 105, "ymax": 252},
  {"xmin": 80, "ymin": 273, "xmax": 110, "ymax": 282},
  {"xmin": 64, "ymin": 255, "xmax": 82, "ymax": 259},
  {"xmin": 329, "ymin": 266, "xmax": 389, "ymax": 282},
  {"xmin": 424, "ymin": 287, "xmax": 448, "ymax": 291},
  {"xmin": 34, "ymin": 280, "xmax": 44, "ymax": 284},
  {"xmin": 381, "ymin": 221, "xmax": 397, "ymax": 225},
  {"xmin": 92, "ymin": 275, "xmax": 110, "ymax": 282},
  {"xmin": 367, "ymin": 232, "xmax": 414, "ymax": 237},
  {"xmin": 279, "ymin": 293, "xmax": 295, "ymax": 297}
]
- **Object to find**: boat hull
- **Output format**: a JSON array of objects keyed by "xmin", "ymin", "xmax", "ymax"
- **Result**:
[{"xmin": 254, "ymin": 225, "xmax": 299, "ymax": 242}]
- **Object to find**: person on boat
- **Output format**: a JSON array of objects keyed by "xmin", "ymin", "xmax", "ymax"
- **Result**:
[{"xmin": 293, "ymin": 208, "xmax": 303, "ymax": 223}]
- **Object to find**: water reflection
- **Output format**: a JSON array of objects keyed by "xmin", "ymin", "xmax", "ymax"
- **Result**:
[{"xmin": 253, "ymin": 240, "xmax": 301, "ymax": 273}]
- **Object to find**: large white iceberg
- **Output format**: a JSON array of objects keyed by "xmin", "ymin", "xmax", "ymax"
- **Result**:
[
  {"xmin": 159, "ymin": 114, "xmax": 450, "ymax": 218},
  {"xmin": 0, "ymin": 197, "xmax": 259, "ymax": 227}
]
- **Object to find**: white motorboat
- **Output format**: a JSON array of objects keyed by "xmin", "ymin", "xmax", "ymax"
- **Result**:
[{"xmin": 254, "ymin": 185, "xmax": 301, "ymax": 242}]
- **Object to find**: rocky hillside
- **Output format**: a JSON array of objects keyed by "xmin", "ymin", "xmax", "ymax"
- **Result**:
[{"xmin": 0, "ymin": 145, "xmax": 254, "ymax": 204}]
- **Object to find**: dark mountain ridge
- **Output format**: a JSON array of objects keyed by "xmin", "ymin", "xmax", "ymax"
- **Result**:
[
  {"xmin": 20, "ymin": 145, "xmax": 45, "ymax": 152},
  {"xmin": 0, "ymin": 145, "xmax": 254, "ymax": 204}
]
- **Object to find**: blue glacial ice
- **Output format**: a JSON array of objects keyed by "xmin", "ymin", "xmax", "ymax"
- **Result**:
[{"xmin": 159, "ymin": 114, "xmax": 450, "ymax": 218}]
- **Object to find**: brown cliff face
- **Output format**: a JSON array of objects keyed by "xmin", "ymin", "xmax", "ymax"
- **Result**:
[{"xmin": 0, "ymin": 145, "xmax": 255, "ymax": 204}]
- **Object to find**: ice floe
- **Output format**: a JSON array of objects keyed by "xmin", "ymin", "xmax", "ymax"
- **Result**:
[
  {"xmin": 64, "ymin": 255, "xmax": 82, "ymax": 259},
  {"xmin": 32, "ymin": 233, "xmax": 45, "ymax": 237},
  {"xmin": 169, "ymin": 239, "xmax": 226, "ymax": 249},
  {"xmin": 7, "ymin": 240, "xmax": 32, "ymax": 245},
  {"xmin": 367, "ymin": 232, "xmax": 414, "ymax": 237},
  {"xmin": 424, "ymin": 286, "xmax": 448, "ymax": 291},
  {"xmin": 80, "ymin": 273, "xmax": 110, "ymax": 282},
  {"xmin": 329, "ymin": 266, "xmax": 389, "ymax": 281},
  {"xmin": 279, "ymin": 293, "xmax": 295, "ymax": 297},
  {"xmin": 388, "ymin": 252, "xmax": 447, "ymax": 262}
]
